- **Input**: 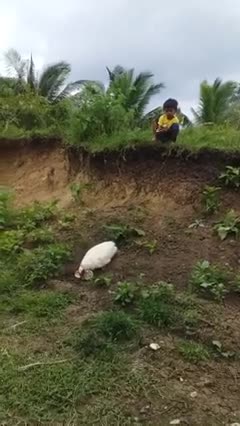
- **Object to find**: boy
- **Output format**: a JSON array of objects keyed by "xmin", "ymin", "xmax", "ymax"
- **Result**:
[{"xmin": 155, "ymin": 98, "xmax": 179, "ymax": 143}]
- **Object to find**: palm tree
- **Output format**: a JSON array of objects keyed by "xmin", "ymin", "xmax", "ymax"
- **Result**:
[
  {"xmin": 192, "ymin": 78, "xmax": 236, "ymax": 124},
  {"xmin": 105, "ymin": 65, "xmax": 164, "ymax": 120},
  {"xmin": 4, "ymin": 48, "xmax": 85, "ymax": 102}
]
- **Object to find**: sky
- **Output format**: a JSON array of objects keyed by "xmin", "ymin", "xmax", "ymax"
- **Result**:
[{"xmin": 0, "ymin": 0, "xmax": 240, "ymax": 116}]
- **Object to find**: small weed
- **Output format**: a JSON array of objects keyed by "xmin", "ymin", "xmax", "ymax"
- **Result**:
[
  {"xmin": 214, "ymin": 210, "xmax": 240, "ymax": 240},
  {"xmin": 18, "ymin": 201, "xmax": 57, "ymax": 230},
  {"xmin": 178, "ymin": 340, "xmax": 210, "ymax": 363},
  {"xmin": 94, "ymin": 274, "xmax": 112, "ymax": 287},
  {"xmin": 74, "ymin": 311, "xmax": 138, "ymax": 357},
  {"xmin": 0, "ymin": 188, "xmax": 14, "ymax": 229},
  {"xmin": 94, "ymin": 311, "xmax": 138, "ymax": 341},
  {"xmin": 70, "ymin": 183, "xmax": 92, "ymax": 203},
  {"xmin": 212, "ymin": 340, "xmax": 236, "ymax": 359},
  {"xmin": 0, "ymin": 262, "xmax": 18, "ymax": 294},
  {"xmin": 114, "ymin": 281, "xmax": 137, "ymax": 306},
  {"xmin": 188, "ymin": 219, "xmax": 205, "ymax": 229},
  {"xmin": 232, "ymin": 275, "xmax": 240, "ymax": 293},
  {"xmin": 0, "ymin": 229, "xmax": 25, "ymax": 256},
  {"xmin": 58, "ymin": 213, "xmax": 76, "ymax": 229},
  {"xmin": 26, "ymin": 227, "xmax": 55, "ymax": 244},
  {"xmin": 135, "ymin": 239, "xmax": 158, "ymax": 255},
  {"xmin": 202, "ymin": 186, "xmax": 221, "ymax": 214},
  {"xmin": 139, "ymin": 283, "xmax": 179, "ymax": 327},
  {"xmin": 104, "ymin": 223, "xmax": 145, "ymax": 244},
  {"xmin": 17, "ymin": 243, "xmax": 71, "ymax": 287},
  {"xmin": 182, "ymin": 309, "xmax": 200, "ymax": 329},
  {"xmin": 190, "ymin": 260, "xmax": 228, "ymax": 301},
  {"xmin": 219, "ymin": 166, "xmax": 240, "ymax": 188}
]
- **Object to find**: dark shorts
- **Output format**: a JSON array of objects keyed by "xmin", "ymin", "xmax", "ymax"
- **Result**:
[{"xmin": 156, "ymin": 123, "xmax": 180, "ymax": 143}]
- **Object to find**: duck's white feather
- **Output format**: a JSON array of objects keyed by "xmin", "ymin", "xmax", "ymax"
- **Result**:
[{"xmin": 77, "ymin": 241, "xmax": 117, "ymax": 274}]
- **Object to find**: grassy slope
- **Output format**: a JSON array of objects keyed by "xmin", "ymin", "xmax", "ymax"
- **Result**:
[{"xmin": 1, "ymin": 189, "xmax": 240, "ymax": 424}]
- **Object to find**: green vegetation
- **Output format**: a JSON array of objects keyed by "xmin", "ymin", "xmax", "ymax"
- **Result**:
[
  {"xmin": 1, "ymin": 290, "xmax": 73, "ymax": 318},
  {"xmin": 3, "ymin": 48, "xmax": 84, "ymax": 102},
  {"xmin": 190, "ymin": 260, "xmax": 228, "ymax": 301},
  {"xmin": 2, "ymin": 48, "xmax": 240, "ymax": 154},
  {"xmin": 104, "ymin": 223, "xmax": 145, "ymax": 244},
  {"xmin": 202, "ymin": 185, "xmax": 221, "ymax": 214},
  {"xmin": 114, "ymin": 281, "xmax": 137, "ymax": 306},
  {"xmin": 214, "ymin": 210, "xmax": 240, "ymax": 240},
  {"xmin": 0, "ymin": 189, "xmax": 71, "ymax": 294},
  {"xmin": 73, "ymin": 310, "xmax": 138, "ymax": 357},
  {"xmin": 219, "ymin": 166, "xmax": 240, "ymax": 188},
  {"xmin": 178, "ymin": 340, "xmax": 210, "ymax": 363},
  {"xmin": 135, "ymin": 239, "xmax": 158, "ymax": 255},
  {"xmin": 191, "ymin": 78, "xmax": 236, "ymax": 124}
]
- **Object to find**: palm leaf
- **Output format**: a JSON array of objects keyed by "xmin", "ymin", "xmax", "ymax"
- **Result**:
[
  {"xmin": 38, "ymin": 61, "xmax": 71, "ymax": 101},
  {"xmin": 106, "ymin": 65, "xmax": 125, "ymax": 82},
  {"xmin": 4, "ymin": 48, "xmax": 28, "ymax": 80},
  {"xmin": 136, "ymin": 83, "xmax": 164, "ymax": 118},
  {"xmin": 55, "ymin": 80, "xmax": 89, "ymax": 101},
  {"xmin": 195, "ymin": 78, "xmax": 236, "ymax": 124}
]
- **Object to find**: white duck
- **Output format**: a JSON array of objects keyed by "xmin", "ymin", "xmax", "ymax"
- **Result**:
[{"xmin": 74, "ymin": 241, "xmax": 118, "ymax": 280}]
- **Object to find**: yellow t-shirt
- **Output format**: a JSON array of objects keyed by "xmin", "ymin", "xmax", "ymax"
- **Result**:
[{"xmin": 158, "ymin": 114, "xmax": 179, "ymax": 129}]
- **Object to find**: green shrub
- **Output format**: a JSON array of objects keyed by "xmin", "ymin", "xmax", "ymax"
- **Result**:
[
  {"xmin": 114, "ymin": 281, "xmax": 137, "ymax": 306},
  {"xmin": 0, "ymin": 262, "xmax": 18, "ymax": 295},
  {"xmin": 0, "ymin": 230, "xmax": 24, "ymax": 256},
  {"xmin": 104, "ymin": 223, "xmax": 145, "ymax": 244},
  {"xmin": 17, "ymin": 244, "xmax": 71, "ymax": 287},
  {"xmin": 219, "ymin": 166, "xmax": 240, "ymax": 188},
  {"xmin": 0, "ymin": 93, "xmax": 69, "ymax": 133},
  {"xmin": 66, "ymin": 89, "xmax": 135, "ymax": 146},
  {"xmin": 202, "ymin": 186, "xmax": 221, "ymax": 214},
  {"xmin": 18, "ymin": 201, "xmax": 57, "ymax": 231},
  {"xmin": 74, "ymin": 310, "xmax": 138, "ymax": 357},
  {"xmin": 94, "ymin": 311, "xmax": 138, "ymax": 341},
  {"xmin": 214, "ymin": 210, "xmax": 240, "ymax": 240},
  {"xmin": 0, "ymin": 188, "xmax": 13, "ymax": 229},
  {"xmin": 190, "ymin": 260, "xmax": 228, "ymax": 300},
  {"xmin": 178, "ymin": 340, "xmax": 210, "ymax": 363},
  {"xmin": 139, "ymin": 283, "xmax": 178, "ymax": 327}
]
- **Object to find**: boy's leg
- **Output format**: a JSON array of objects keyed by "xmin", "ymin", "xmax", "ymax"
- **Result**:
[
  {"xmin": 168, "ymin": 123, "xmax": 179, "ymax": 142},
  {"xmin": 155, "ymin": 131, "xmax": 169, "ymax": 143}
]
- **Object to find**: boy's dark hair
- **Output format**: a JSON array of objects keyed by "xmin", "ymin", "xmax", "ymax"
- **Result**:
[{"xmin": 163, "ymin": 98, "xmax": 178, "ymax": 111}]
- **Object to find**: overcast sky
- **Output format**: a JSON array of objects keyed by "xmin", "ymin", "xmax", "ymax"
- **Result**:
[{"xmin": 1, "ymin": 0, "xmax": 240, "ymax": 115}]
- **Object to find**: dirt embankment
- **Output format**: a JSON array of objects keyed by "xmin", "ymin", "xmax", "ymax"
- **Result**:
[
  {"xmin": 1, "ymin": 139, "xmax": 240, "ymax": 208},
  {"xmin": 2, "ymin": 141, "xmax": 240, "ymax": 425}
]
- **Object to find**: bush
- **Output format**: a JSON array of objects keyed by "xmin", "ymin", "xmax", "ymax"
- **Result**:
[
  {"xmin": 214, "ymin": 210, "xmax": 240, "ymax": 240},
  {"xmin": 190, "ymin": 260, "xmax": 228, "ymax": 300},
  {"xmin": 202, "ymin": 186, "xmax": 221, "ymax": 214},
  {"xmin": 0, "ymin": 188, "xmax": 14, "ymax": 229},
  {"xmin": 0, "ymin": 93, "xmax": 69, "ymax": 136},
  {"xmin": 219, "ymin": 166, "xmax": 240, "ymax": 188},
  {"xmin": 94, "ymin": 311, "xmax": 138, "ymax": 341},
  {"xmin": 17, "ymin": 244, "xmax": 71, "ymax": 287},
  {"xmin": 67, "ymin": 90, "xmax": 135, "ymax": 146},
  {"xmin": 74, "ymin": 310, "xmax": 138, "ymax": 357},
  {"xmin": 114, "ymin": 281, "xmax": 137, "ymax": 306},
  {"xmin": 138, "ymin": 283, "xmax": 179, "ymax": 327},
  {"xmin": 178, "ymin": 340, "xmax": 210, "ymax": 363}
]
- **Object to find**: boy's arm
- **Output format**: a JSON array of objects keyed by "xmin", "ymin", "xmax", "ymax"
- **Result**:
[{"xmin": 157, "ymin": 115, "xmax": 166, "ymax": 132}]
